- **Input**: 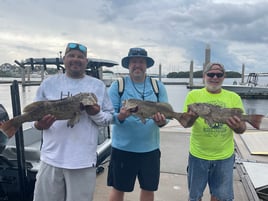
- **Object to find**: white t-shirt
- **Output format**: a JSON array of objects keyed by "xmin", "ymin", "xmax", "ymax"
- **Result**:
[{"xmin": 35, "ymin": 74, "xmax": 113, "ymax": 169}]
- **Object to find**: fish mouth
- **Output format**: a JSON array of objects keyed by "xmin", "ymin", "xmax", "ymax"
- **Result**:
[
  {"xmin": 80, "ymin": 103, "xmax": 85, "ymax": 110},
  {"xmin": 128, "ymin": 106, "xmax": 138, "ymax": 113}
]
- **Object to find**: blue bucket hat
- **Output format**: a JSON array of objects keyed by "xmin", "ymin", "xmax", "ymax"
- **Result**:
[{"xmin": 121, "ymin": 47, "xmax": 154, "ymax": 69}]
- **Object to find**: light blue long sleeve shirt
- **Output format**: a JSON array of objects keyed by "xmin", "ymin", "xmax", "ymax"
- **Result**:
[{"xmin": 108, "ymin": 76, "xmax": 168, "ymax": 153}]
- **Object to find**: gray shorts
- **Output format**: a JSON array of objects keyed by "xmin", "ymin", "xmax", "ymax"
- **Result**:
[{"xmin": 33, "ymin": 161, "xmax": 96, "ymax": 201}]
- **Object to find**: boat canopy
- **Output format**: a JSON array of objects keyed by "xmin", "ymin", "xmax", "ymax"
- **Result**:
[
  {"xmin": 14, "ymin": 57, "xmax": 118, "ymax": 79},
  {"xmin": 15, "ymin": 57, "xmax": 118, "ymax": 71}
]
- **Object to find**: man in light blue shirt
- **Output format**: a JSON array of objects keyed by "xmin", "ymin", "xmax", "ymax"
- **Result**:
[{"xmin": 108, "ymin": 47, "xmax": 168, "ymax": 201}]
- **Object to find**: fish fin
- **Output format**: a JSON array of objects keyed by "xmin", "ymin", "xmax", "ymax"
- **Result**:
[
  {"xmin": 204, "ymin": 119, "xmax": 215, "ymax": 127},
  {"xmin": 67, "ymin": 112, "xmax": 81, "ymax": 128},
  {"xmin": 23, "ymin": 101, "xmax": 44, "ymax": 113},
  {"xmin": 246, "ymin": 114, "xmax": 264, "ymax": 129},
  {"xmin": 0, "ymin": 119, "xmax": 20, "ymax": 138},
  {"xmin": 134, "ymin": 114, "xmax": 146, "ymax": 124},
  {"xmin": 178, "ymin": 112, "xmax": 198, "ymax": 128},
  {"xmin": 140, "ymin": 116, "xmax": 146, "ymax": 124}
]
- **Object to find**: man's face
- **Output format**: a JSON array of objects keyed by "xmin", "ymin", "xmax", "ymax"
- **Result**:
[
  {"xmin": 204, "ymin": 64, "xmax": 225, "ymax": 93},
  {"xmin": 63, "ymin": 50, "xmax": 88, "ymax": 78},
  {"xmin": 128, "ymin": 57, "xmax": 147, "ymax": 80}
]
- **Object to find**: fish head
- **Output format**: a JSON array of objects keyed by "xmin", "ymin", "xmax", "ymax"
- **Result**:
[
  {"xmin": 188, "ymin": 103, "xmax": 211, "ymax": 116},
  {"xmin": 80, "ymin": 93, "xmax": 98, "ymax": 106},
  {"xmin": 122, "ymin": 99, "xmax": 139, "ymax": 113}
]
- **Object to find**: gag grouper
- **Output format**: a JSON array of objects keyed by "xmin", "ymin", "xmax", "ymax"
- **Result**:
[
  {"xmin": 122, "ymin": 99, "xmax": 197, "ymax": 127},
  {"xmin": 0, "ymin": 92, "xmax": 98, "ymax": 140}
]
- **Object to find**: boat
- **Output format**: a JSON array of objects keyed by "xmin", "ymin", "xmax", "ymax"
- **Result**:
[
  {"xmin": 101, "ymin": 70, "xmax": 119, "ymax": 87},
  {"xmin": 187, "ymin": 73, "xmax": 268, "ymax": 99},
  {"xmin": 14, "ymin": 57, "xmax": 119, "ymax": 87},
  {"xmin": 0, "ymin": 56, "xmax": 117, "ymax": 200}
]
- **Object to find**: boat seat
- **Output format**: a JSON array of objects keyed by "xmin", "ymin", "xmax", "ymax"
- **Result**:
[{"xmin": 1, "ymin": 145, "xmax": 40, "ymax": 162}]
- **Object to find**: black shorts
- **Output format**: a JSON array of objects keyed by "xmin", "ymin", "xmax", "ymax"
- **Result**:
[{"xmin": 107, "ymin": 147, "xmax": 161, "ymax": 192}]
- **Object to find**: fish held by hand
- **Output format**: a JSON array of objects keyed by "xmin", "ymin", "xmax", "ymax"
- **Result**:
[
  {"xmin": 122, "ymin": 99, "xmax": 196, "ymax": 127},
  {"xmin": 188, "ymin": 103, "xmax": 264, "ymax": 129},
  {"xmin": 0, "ymin": 92, "xmax": 98, "ymax": 139}
]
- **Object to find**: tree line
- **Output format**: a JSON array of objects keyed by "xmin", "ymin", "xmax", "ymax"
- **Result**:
[{"xmin": 166, "ymin": 70, "xmax": 241, "ymax": 78}]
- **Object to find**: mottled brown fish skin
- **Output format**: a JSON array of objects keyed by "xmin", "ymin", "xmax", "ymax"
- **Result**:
[
  {"xmin": 123, "ymin": 99, "xmax": 194, "ymax": 127},
  {"xmin": 0, "ymin": 93, "xmax": 97, "ymax": 138},
  {"xmin": 188, "ymin": 103, "xmax": 264, "ymax": 129},
  {"xmin": 21, "ymin": 92, "xmax": 97, "ymax": 124}
]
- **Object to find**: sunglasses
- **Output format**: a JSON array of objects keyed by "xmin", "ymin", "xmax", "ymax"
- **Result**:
[
  {"xmin": 67, "ymin": 43, "xmax": 87, "ymax": 53},
  {"xmin": 206, "ymin": 73, "xmax": 224, "ymax": 78}
]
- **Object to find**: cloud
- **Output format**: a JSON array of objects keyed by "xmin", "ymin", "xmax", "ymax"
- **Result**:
[{"xmin": 0, "ymin": 0, "xmax": 268, "ymax": 74}]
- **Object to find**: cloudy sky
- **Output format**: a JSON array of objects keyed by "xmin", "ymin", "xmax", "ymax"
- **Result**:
[{"xmin": 0, "ymin": 0, "xmax": 267, "ymax": 74}]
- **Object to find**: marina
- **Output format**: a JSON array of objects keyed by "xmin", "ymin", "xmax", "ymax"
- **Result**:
[
  {"xmin": 1, "ymin": 55, "xmax": 268, "ymax": 200},
  {"xmin": 0, "ymin": 80, "xmax": 268, "ymax": 200},
  {"xmin": 1, "ymin": 0, "xmax": 268, "ymax": 200},
  {"xmin": 187, "ymin": 73, "xmax": 268, "ymax": 99},
  {"xmin": 185, "ymin": 45, "xmax": 268, "ymax": 99},
  {"xmin": 188, "ymin": 84, "xmax": 268, "ymax": 99}
]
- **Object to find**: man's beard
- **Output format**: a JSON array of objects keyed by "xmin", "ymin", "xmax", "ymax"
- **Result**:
[
  {"xmin": 68, "ymin": 69, "xmax": 84, "ymax": 78},
  {"xmin": 205, "ymin": 80, "xmax": 222, "ymax": 92},
  {"xmin": 132, "ymin": 69, "xmax": 145, "ymax": 81}
]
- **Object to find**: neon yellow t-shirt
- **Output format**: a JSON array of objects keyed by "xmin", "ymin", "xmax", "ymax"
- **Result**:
[{"xmin": 183, "ymin": 88, "xmax": 244, "ymax": 160}]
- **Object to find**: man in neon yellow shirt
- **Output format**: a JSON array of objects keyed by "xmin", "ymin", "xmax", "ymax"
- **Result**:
[{"xmin": 183, "ymin": 62, "xmax": 246, "ymax": 201}]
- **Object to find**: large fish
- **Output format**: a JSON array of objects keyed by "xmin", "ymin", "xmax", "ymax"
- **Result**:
[
  {"xmin": 122, "ymin": 99, "xmax": 197, "ymax": 127},
  {"xmin": 0, "ymin": 92, "xmax": 98, "ymax": 139},
  {"xmin": 187, "ymin": 103, "xmax": 264, "ymax": 129}
]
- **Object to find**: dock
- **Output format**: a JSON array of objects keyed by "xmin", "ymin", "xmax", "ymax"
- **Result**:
[
  {"xmin": 1, "ymin": 120, "xmax": 267, "ymax": 200},
  {"xmin": 93, "ymin": 120, "xmax": 267, "ymax": 201},
  {"xmin": 163, "ymin": 81, "xmax": 188, "ymax": 85},
  {"xmin": 0, "ymin": 80, "xmax": 41, "ymax": 86},
  {"xmin": 187, "ymin": 84, "xmax": 268, "ymax": 99}
]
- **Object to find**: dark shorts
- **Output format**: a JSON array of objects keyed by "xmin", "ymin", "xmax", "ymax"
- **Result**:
[{"xmin": 107, "ymin": 147, "xmax": 161, "ymax": 192}]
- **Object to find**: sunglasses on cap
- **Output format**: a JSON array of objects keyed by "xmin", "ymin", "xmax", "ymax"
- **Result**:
[
  {"xmin": 66, "ymin": 43, "xmax": 87, "ymax": 53},
  {"xmin": 206, "ymin": 72, "xmax": 224, "ymax": 78}
]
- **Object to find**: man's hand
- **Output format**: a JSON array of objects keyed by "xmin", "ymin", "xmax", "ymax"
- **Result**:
[
  {"xmin": 152, "ymin": 112, "xmax": 166, "ymax": 127},
  {"xmin": 85, "ymin": 104, "xmax": 100, "ymax": 115},
  {"xmin": 34, "ymin": 114, "xmax": 56, "ymax": 130},
  {"xmin": 226, "ymin": 115, "xmax": 246, "ymax": 134},
  {"xmin": 117, "ymin": 106, "xmax": 131, "ymax": 122}
]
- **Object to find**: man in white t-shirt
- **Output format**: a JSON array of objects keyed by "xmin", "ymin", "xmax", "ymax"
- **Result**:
[{"xmin": 33, "ymin": 42, "xmax": 114, "ymax": 201}]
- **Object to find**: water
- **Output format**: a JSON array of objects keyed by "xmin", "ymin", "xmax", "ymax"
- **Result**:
[
  {"xmin": 1, "ymin": 78, "xmax": 268, "ymax": 119},
  {"xmin": 166, "ymin": 85, "xmax": 268, "ymax": 116},
  {"xmin": 162, "ymin": 78, "xmax": 268, "ymax": 116}
]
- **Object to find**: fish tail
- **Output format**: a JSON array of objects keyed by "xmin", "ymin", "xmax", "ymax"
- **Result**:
[
  {"xmin": 245, "ymin": 114, "xmax": 264, "ymax": 129},
  {"xmin": 0, "ymin": 119, "xmax": 20, "ymax": 138},
  {"xmin": 174, "ymin": 112, "xmax": 198, "ymax": 128},
  {"xmin": 172, "ymin": 112, "xmax": 183, "ymax": 123}
]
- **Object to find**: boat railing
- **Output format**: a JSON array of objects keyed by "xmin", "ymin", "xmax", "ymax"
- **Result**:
[{"xmin": 245, "ymin": 73, "xmax": 259, "ymax": 87}]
